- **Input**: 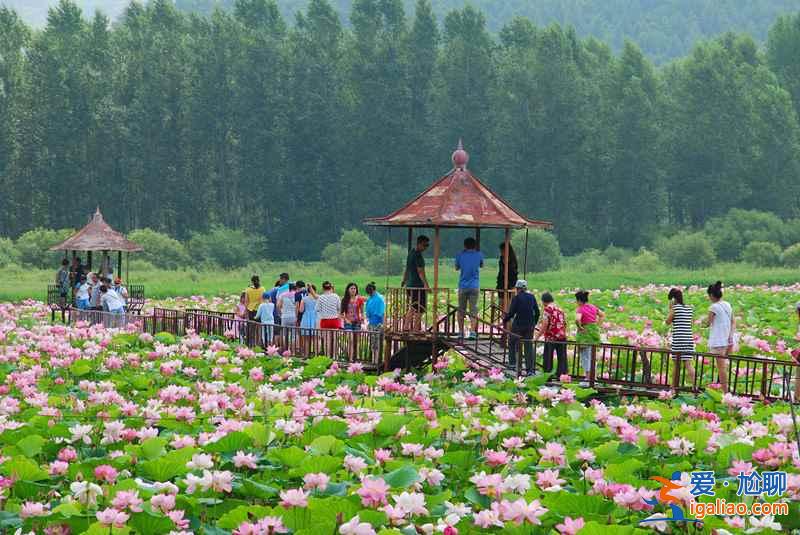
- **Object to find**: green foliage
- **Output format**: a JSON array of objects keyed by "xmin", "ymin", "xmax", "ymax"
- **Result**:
[
  {"xmin": 187, "ymin": 225, "xmax": 262, "ymax": 269},
  {"xmin": 628, "ymin": 247, "xmax": 664, "ymax": 273},
  {"xmin": 568, "ymin": 249, "xmax": 607, "ymax": 273},
  {"xmin": 604, "ymin": 245, "xmax": 633, "ymax": 264},
  {"xmin": 655, "ymin": 232, "xmax": 716, "ymax": 269},
  {"xmin": 782, "ymin": 243, "xmax": 800, "ymax": 267},
  {"xmin": 511, "ymin": 229, "xmax": 561, "ymax": 273},
  {"xmin": 322, "ymin": 230, "xmax": 381, "ymax": 273},
  {"xmin": 703, "ymin": 209, "xmax": 788, "ymax": 261},
  {"xmin": 128, "ymin": 228, "xmax": 190, "ymax": 270},
  {"xmin": 14, "ymin": 228, "xmax": 74, "ymax": 269},
  {"xmin": 742, "ymin": 241, "xmax": 782, "ymax": 267},
  {"xmin": 366, "ymin": 244, "xmax": 406, "ymax": 277},
  {"xmin": 0, "ymin": 238, "xmax": 20, "ymax": 268}
]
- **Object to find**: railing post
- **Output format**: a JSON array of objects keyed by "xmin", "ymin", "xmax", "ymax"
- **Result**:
[
  {"xmin": 671, "ymin": 351, "xmax": 681, "ymax": 391},
  {"xmin": 760, "ymin": 361, "xmax": 768, "ymax": 399},
  {"xmin": 589, "ymin": 345, "xmax": 597, "ymax": 388}
]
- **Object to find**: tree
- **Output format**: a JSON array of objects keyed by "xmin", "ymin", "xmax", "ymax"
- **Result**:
[
  {"xmin": 321, "ymin": 229, "xmax": 380, "ymax": 272},
  {"xmin": 0, "ymin": 8, "xmax": 29, "ymax": 238},
  {"xmin": 127, "ymin": 229, "xmax": 191, "ymax": 270}
]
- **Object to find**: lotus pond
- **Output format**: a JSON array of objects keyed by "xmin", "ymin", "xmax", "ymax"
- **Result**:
[{"xmin": 0, "ymin": 292, "xmax": 798, "ymax": 534}]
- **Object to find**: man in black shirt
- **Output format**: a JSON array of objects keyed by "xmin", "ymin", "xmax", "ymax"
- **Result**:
[
  {"xmin": 401, "ymin": 235, "xmax": 430, "ymax": 330},
  {"xmin": 503, "ymin": 280, "xmax": 540, "ymax": 375}
]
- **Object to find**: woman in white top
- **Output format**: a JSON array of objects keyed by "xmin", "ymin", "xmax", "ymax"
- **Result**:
[
  {"xmin": 276, "ymin": 283, "xmax": 298, "ymax": 348},
  {"xmin": 703, "ymin": 281, "xmax": 734, "ymax": 393}
]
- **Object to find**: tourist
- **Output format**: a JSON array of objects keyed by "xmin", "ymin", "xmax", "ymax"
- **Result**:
[
  {"xmin": 341, "ymin": 283, "xmax": 366, "ymax": 331},
  {"xmin": 99, "ymin": 285, "xmax": 125, "ymax": 314},
  {"xmin": 703, "ymin": 281, "xmax": 734, "ymax": 393},
  {"xmin": 534, "ymin": 292, "xmax": 568, "ymax": 378},
  {"xmin": 316, "ymin": 282, "xmax": 342, "ymax": 329},
  {"xmin": 113, "ymin": 277, "xmax": 129, "ymax": 303},
  {"xmin": 255, "ymin": 291, "xmax": 275, "ymax": 346},
  {"xmin": 235, "ymin": 293, "xmax": 248, "ymax": 321},
  {"xmin": 70, "ymin": 257, "xmax": 84, "ymax": 289},
  {"xmin": 56, "ymin": 259, "xmax": 70, "ymax": 300},
  {"xmin": 244, "ymin": 275, "xmax": 265, "ymax": 321},
  {"xmin": 277, "ymin": 282, "xmax": 298, "ymax": 347},
  {"xmin": 298, "ymin": 284, "xmax": 318, "ymax": 356},
  {"xmin": 75, "ymin": 275, "xmax": 90, "ymax": 310},
  {"xmin": 503, "ymin": 280, "xmax": 540, "ymax": 375},
  {"xmin": 294, "ymin": 280, "xmax": 308, "ymax": 326},
  {"xmin": 575, "ymin": 290, "xmax": 604, "ymax": 385},
  {"xmin": 496, "ymin": 242, "xmax": 518, "ymax": 290},
  {"xmin": 89, "ymin": 273, "xmax": 103, "ymax": 310},
  {"xmin": 316, "ymin": 281, "xmax": 341, "ymax": 355},
  {"xmin": 266, "ymin": 273, "xmax": 290, "ymax": 325},
  {"xmin": 455, "ymin": 237, "xmax": 484, "ymax": 339},
  {"xmin": 666, "ymin": 288, "xmax": 696, "ymax": 387},
  {"xmin": 365, "ymin": 282, "xmax": 385, "ymax": 361},
  {"xmin": 402, "ymin": 235, "xmax": 430, "ymax": 330}
]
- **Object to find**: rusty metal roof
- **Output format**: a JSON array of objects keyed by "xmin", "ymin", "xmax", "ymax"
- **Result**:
[
  {"xmin": 50, "ymin": 208, "xmax": 144, "ymax": 252},
  {"xmin": 364, "ymin": 142, "xmax": 553, "ymax": 230}
]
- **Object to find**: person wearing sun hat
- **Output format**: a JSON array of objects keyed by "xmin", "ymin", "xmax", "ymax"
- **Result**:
[{"xmin": 503, "ymin": 279, "xmax": 540, "ymax": 375}]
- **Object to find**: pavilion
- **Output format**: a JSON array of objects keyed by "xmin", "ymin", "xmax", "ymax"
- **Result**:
[
  {"xmin": 364, "ymin": 141, "xmax": 552, "ymax": 369},
  {"xmin": 47, "ymin": 208, "xmax": 145, "ymax": 319}
]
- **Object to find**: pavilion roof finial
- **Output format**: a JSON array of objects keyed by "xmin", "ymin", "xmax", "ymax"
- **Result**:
[{"xmin": 451, "ymin": 139, "xmax": 469, "ymax": 169}]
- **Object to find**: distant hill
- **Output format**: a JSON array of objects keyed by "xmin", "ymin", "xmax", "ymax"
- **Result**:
[{"xmin": 5, "ymin": 0, "xmax": 800, "ymax": 62}]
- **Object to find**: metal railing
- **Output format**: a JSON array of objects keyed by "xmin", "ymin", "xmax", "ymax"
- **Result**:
[
  {"xmin": 384, "ymin": 287, "xmax": 513, "ymax": 334},
  {"xmin": 70, "ymin": 308, "xmax": 147, "ymax": 330},
  {"xmin": 65, "ymin": 304, "xmax": 800, "ymax": 402}
]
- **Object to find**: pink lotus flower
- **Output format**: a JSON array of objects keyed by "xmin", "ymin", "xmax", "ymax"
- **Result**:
[
  {"xmin": 536, "ymin": 469, "xmax": 566, "ymax": 491},
  {"xmin": 373, "ymin": 449, "xmax": 393, "ymax": 464},
  {"xmin": 111, "ymin": 490, "xmax": 143, "ymax": 512},
  {"xmin": 393, "ymin": 491, "xmax": 428, "ymax": 516},
  {"xmin": 556, "ymin": 516, "xmax": 585, "ymax": 535},
  {"xmin": 473, "ymin": 509, "xmax": 504, "ymax": 529},
  {"xmin": 279, "ymin": 488, "xmax": 309, "ymax": 508},
  {"xmin": 96, "ymin": 507, "xmax": 130, "ymax": 528},
  {"xmin": 470, "ymin": 471, "xmax": 504, "ymax": 497},
  {"xmin": 94, "ymin": 464, "xmax": 118, "ymax": 483},
  {"xmin": 357, "ymin": 477, "xmax": 390, "ymax": 507},
  {"xmin": 303, "ymin": 472, "xmax": 330, "ymax": 492},
  {"xmin": 235, "ymin": 517, "xmax": 289, "ymax": 535},
  {"xmin": 338, "ymin": 515, "xmax": 377, "ymax": 535},
  {"xmin": 728, "ymin": 460, "xmax": 754, "ymax": 477},
  {"xmin": 20, "ymin": 501, "xmax": 49, "ymax": 519},
  {"xmin": 344, "ymin": 454, "xmax": 368, "ymax": 474},
  {"xmin": 232, "ymin": 451, "xmax": 258, "ymax": 470},
  {"xmin": 538, "ymin": 441, "xmax": 566, "ymax": 465},
  {"xmin": 497, "ymin": 498, "xmax": 548, "ymax": 525},
  {"xmin": 485, "ymin": 449, "xmax": 510, "ymax": 467}
]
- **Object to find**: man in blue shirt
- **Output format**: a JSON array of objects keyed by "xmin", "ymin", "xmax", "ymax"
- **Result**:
[
  {"xmin": 455, "ymin": 237, "xmax": 484, "ymax": 339},
  {"xmin": 365, "ymin": 282, "xmax": 385, "ymax": 360},
  {"xmin": 503, "ymin": 280, "xmax": 540, "ymax": 374}
]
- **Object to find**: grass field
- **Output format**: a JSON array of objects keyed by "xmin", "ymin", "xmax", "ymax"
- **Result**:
[{"xmin": 1, "ymin": 259, "xmax": 797, "ymax": 302}]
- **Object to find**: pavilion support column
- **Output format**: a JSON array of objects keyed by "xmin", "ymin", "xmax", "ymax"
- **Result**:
[
  {"xmin": 523, "ymin": 227, "xmax": 529, "ymax": 280},
  {"xmin": 407, "ymin": 228, "xmax": 413, "ymax": 253},
  {"xmin": 475, "ymin": 228, "xmax": 481, "ymax": 251},
  {"xmin": 87, "ymin": 251, "xmax": 93, "ymax": 273},
  {"xmin": 432, "ymin": 226, "xmax": 440, "ymax": 362},
  {"xmin": 126, "ymin": 253, "xmax": 130, "ymax": 284},
  {"xmin": 117, "ymin": 251, "xmax": 122, "ymax": 279},
  {"xmin": 503, "ymin": 228, "xmax": 510, "ymax": 312}
]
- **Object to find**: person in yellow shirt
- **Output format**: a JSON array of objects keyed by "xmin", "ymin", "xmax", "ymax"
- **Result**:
[{"xmin": 244, "ymin": 275, "xmax": 265, "ymax": 320}]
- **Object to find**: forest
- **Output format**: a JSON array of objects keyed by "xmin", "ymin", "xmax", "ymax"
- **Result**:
[
  {"xmin": 1, "ymin": 0, "xmax": 800, "ymax": 259},
  {"xmin": 10, "ymin": 0, "xmax": 800, "ymax": 61}
]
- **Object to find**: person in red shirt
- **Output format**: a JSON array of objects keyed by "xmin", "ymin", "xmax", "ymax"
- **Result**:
[
  {"xmin": 341, "ymin": 283, "xmax": 366, "ymax": 331},
  {"xmin": 534, "ymin": 292, "xmax": 568, "ymax": 378}
]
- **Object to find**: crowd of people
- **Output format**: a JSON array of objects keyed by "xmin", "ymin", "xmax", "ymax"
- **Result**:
[
  {"xmin": 236, "ymin": 273, "xmax": 386, "ymax": 356},
  {"xmin": 401, "ymin": 234, "xmax": 739, "ymax": 391},
  {"xmin": 55, "ymin": 257, "xmax": 129, "ymax": 313}
]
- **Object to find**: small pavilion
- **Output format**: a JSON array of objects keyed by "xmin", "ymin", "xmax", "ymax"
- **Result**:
[
  {"xmin": 364, "ymin": 141, "xmax": 552, "ymax": 368},
  {"xmin": 47, "ymin": 208, "xmax": 145, "ymax": 318}
]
